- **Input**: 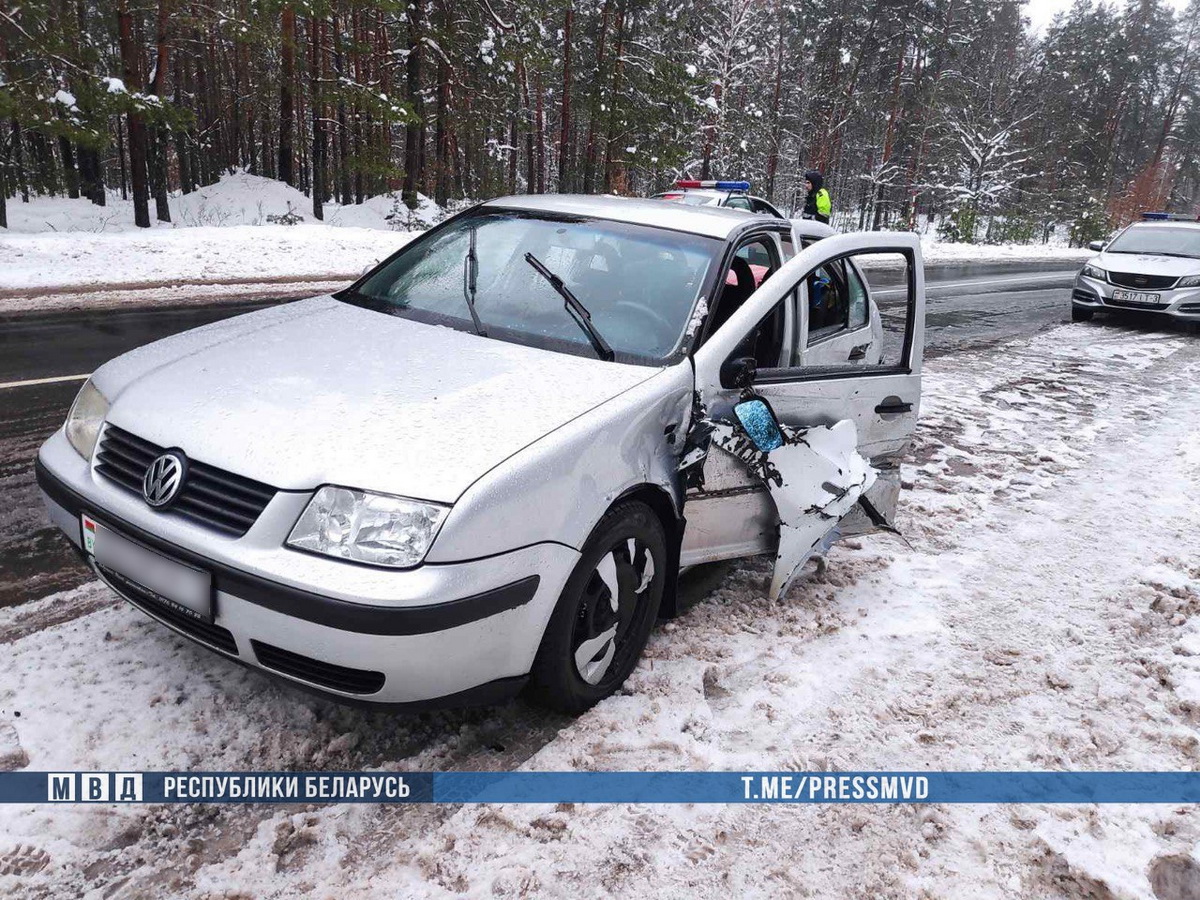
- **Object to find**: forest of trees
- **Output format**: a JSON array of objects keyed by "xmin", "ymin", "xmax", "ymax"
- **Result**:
[{"xmin": 2, "ymin": 0, "xmax": 1200, "ymax": 244}]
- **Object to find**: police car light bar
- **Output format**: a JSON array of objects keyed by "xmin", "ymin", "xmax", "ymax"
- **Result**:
[
  {"xmin": 1141, "ymin": 211, "xmax": 1200, "ymax": 221},
  {"xmin": 675, "ymin": 180, "xmax": 751, "ymax": 191}
]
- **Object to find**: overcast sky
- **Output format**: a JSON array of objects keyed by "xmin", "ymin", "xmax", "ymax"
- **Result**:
[{"xmin": 1027, "ymin": 0, "xmax": 1191, "ymax": 32}]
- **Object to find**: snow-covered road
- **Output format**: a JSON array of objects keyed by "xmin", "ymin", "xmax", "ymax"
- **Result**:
[{"xmin": 2, "ymin": 322, "xmax": 1199, "ymax": 898}]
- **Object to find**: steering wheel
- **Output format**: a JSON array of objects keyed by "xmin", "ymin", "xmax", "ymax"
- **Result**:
[{"xmin": 614, "ymin": 300, "xmax": 677, "ymax": 350}]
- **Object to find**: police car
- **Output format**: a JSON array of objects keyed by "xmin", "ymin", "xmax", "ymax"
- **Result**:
[
  {"xmin": 1073, "ymin": 212, "xmax": 1200, "ymax": 327},
  {"xmin": 654, "ymin": 180, "xmax": 785, "ymax": 218}
]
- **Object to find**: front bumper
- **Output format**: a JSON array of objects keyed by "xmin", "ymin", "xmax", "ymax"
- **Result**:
[
  {"xmin": 36, "ymin": 429, "xmax": 579, "ymax": 706},
  {"xmin": 1073, "ymin": 275, "xmax": 1200, "ymax": 319}
]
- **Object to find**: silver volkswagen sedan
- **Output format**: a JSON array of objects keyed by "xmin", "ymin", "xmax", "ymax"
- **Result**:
[{"xmin": 37, "ymin": 195, "xmax": 925, "ymax": 712}]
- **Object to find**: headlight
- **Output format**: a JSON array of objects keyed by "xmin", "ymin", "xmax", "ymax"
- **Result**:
[
  {"xmin": 65, "ymin": 379, "xmax": 110, "ymax": 460},
  {"xmin": 1178, "ymin": 275, "xmax": 1200, "ymax": 288},
  {"xmin": 287, "ymin": 486, "xmax": 450, "ymax": 568},
  {"xmin": 1081, "ymin": 264, "xmax": 1106, "ymax": 281}
]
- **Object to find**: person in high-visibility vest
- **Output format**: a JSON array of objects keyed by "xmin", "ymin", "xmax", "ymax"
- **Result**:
[{"xmin": 802, "ymin": 170, "xmax": 832, "ymax": 224}]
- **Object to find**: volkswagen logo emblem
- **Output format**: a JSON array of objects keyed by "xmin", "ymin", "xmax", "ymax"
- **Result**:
[{"xmin": 142, "ymin": 452, "xmax": 187, "ymax": 508}]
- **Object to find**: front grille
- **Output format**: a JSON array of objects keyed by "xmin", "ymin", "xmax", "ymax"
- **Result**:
[
  {"xmin": 1108, "ymin": 271, "xmax": 1177, "ymax": 290},
  {"xmin": 97, "ymin": 563, "xmax": 238, "ymax": 655},
  {"xmin": 96, "ymin": 425, "xmax": 276, "ymax": 537},
  {"xmin": 251, "ymin": 640, "xmax": 386, "ymax": 695}
]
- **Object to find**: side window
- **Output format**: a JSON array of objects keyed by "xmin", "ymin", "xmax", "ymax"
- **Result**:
[
  {"xmin": 736, "ymin": 241, "xmax": 773, "ymax": 271},
  {"xmin": 807, "ymin": 261, "xmax": 849, "ymax": 338},
  {"xmin": 724, "ymin": 196, "xmax": 752, "ymax": 211},
  {"xmin": 751, "ymin": 199, "xmax": 778, "ymax": 217},
  {"xmin": 704, "ymin": 235, "xmax": 786, "ymax": 367},
  {"xmin": 759, "ymin": 249, "xmax": 917, "ymax": 378}
]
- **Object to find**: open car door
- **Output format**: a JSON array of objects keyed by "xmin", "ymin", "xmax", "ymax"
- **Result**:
[{"xmin": 681, "ymin": 232, "xmax": 925, "ymax": 572}]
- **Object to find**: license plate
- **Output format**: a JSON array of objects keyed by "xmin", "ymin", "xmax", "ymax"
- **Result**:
[
  {"xmin": 1111, "ymin": 289, "xmax": 1160, "ymax": 305},
  {"xmin": 82, "ymin": 514, "xmax": 213, "ymax": 623}
]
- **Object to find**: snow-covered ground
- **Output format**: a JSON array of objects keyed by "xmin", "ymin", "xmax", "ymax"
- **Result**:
[
  {"xmin": 0, "ymin": 173, "xmax": 1090, "ymax": 310},
  {"xmin": 1, "ymin": 321, "xmax": 1198, "ymax": 898},
  {"xmin": 0, "ymin": 173, "xmax": 427, "ymax": 307}
]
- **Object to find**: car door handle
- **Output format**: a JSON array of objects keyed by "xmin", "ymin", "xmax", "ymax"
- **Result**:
[
  {"xmin": 875, "ymin": 397, "xmax": 913, "ymax": 416},
  {"xmin": 848, "ymin": 343, "xmax": 870, "ymax": 360}
]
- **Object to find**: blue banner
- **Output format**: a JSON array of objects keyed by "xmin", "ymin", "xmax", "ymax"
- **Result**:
[{"xmin": 2, "ymin": 771, "xmax": 1199, "ymax": 804}]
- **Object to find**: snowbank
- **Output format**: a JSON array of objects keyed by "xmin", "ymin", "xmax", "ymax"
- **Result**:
[
  {"xmin": 0, "ymin": 225, "xmax": 413, "ymax": 293},
  {"xmin": 0, "ymin": 170, "xmax": 439, "ymax": 234},
  {"xmin": 921, "ymin": 239, "xmax": 1092, "ymax": 266},
  {"xmin": 0, "ymin": 172, "xmax": 427, "ymax": 298}
]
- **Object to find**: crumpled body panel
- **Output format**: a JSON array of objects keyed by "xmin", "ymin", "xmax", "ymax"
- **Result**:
[{"xmin": 712, "ymin": 418, "xmax": 875, "ymax": 599}]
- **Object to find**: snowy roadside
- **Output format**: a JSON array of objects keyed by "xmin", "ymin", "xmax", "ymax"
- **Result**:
[
  {"xmin": 0, "ymin": 172, "xmax": 425, "ymax": 311},
  {"xmin": 919, "ymin": 241, "xmax": 1091, "ymax": 266},
  {"xmin": 0, "ymin": 278, "xmax": 358, "ymax": 316},
  {"xmin": 3, "ymin": 325, "xmax": 1197, "ymax": 898},
  {"xmin": 0, "ymin": 225, "xmax": 413, "ymax": 303}
]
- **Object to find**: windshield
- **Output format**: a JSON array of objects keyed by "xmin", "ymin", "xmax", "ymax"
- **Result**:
[
  {"xmin": 344, "ymin": 210, "xmax": 718, "ymax": 363},
  {"xmin": 1105, "ymin": 225, "xmax": 1200, "ymax": 259}
]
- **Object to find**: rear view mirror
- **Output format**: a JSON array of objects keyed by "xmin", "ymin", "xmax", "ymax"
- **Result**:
[
  {"xmin": 1087, "ymin": 240, "xmax": 1105, "ymax": 252},
  {"xmin": 721, "ymin": 355, "xmax": 758, "ymax": 389},
  {"xmin": 733, "ymin": 398, "xmax": 784, "ymax": 453}
]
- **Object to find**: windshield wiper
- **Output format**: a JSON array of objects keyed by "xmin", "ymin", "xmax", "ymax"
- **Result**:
[
  {"xmin": 524, "ymin": 252, "xmax": 616, "ymax": 362},
  {"xmin": 462, "ymin": 224, "xmax": 487, "ymax": 336}
]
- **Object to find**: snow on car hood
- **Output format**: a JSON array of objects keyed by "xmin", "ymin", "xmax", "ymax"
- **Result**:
[
  {"xmin": 1094, "ymin": 251, "xmax": 1200, "ymax": 278},
  {"xmin": 97, "ymin": 296, "xmax": 658, "ymax": 502}
]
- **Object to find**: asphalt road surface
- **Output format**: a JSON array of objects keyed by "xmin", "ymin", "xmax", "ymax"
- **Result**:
[{"xmin": 0, "ymin": 259, "xmax": 1126, "ymax": 613}]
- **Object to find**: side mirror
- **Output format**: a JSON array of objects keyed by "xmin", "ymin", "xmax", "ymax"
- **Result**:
[
  {"xmin": 721, "ymin": 355, "xmax": 758, "ymax": 390},
  {"xmin": 1087, "ymin": 240, "xmax": 1105, "ymax": 252},
  {"xmin": 733, "ymin": 397, "xmax": 784, "ymax": 453}
]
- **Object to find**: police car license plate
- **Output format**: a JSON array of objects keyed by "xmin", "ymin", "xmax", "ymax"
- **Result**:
[
  {"xmin": 82, "ymin": 514, "xmax": 213, "ymax": 622},
  {"xmin": 1112, "ymin": 289, "xmax": 1160, "ymax": 305}
]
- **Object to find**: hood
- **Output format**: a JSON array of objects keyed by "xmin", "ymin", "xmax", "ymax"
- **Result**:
[
  {"xmin": 99, "ymin": 296, "xmax": 658, "ymax": 502},
  {"xmin": 804, "ymin": 170, "xmax": 824, "ymax": 191},
  {"xmin": 1095, "ymin": 251, "xmax": 1200, "ymax": 279}
]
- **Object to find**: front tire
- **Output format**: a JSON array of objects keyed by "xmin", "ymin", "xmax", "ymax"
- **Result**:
[
  {"xmin": 1072, "ymin": 306, "xmax": 1095, "ymax": 322},
  {"xmin": 528, "ymin": 501, "xmax": 667, "ymax": 714}
]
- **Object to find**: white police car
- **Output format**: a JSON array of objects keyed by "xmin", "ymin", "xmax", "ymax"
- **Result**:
[
  {"xmin": 1073, "ymin": 213, "xmax": 1200, "ymax": 328},
  {"xmin": 654, "ymin": 180, "xmax": 785, "ymax": 218}
]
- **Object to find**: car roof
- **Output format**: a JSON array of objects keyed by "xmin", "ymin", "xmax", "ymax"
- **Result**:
[
  {"xmin": 480, "ymin": 193, "xmax": 777, "ymax": 240},
  {"xmin": 1126, "ymin": 219, "xmax": 1200, "ymax": 230},
  {"xmin": 793, "ymin": 219, "xmax": 836, "ymax": 239}
]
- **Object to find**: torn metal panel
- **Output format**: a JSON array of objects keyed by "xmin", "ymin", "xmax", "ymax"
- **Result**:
[
  {"xmin": 711, "ymin": 418, "xmax": 875, "ymax": 600},
  {"xmin": 838, "ymin": 466, "xmax": 902, "ymax": 537}
]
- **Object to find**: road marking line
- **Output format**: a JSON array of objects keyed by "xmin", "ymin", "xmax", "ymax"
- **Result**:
[{"xmin": 0, "ymin": 373, "xmax": 91, "ymax": 391}]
